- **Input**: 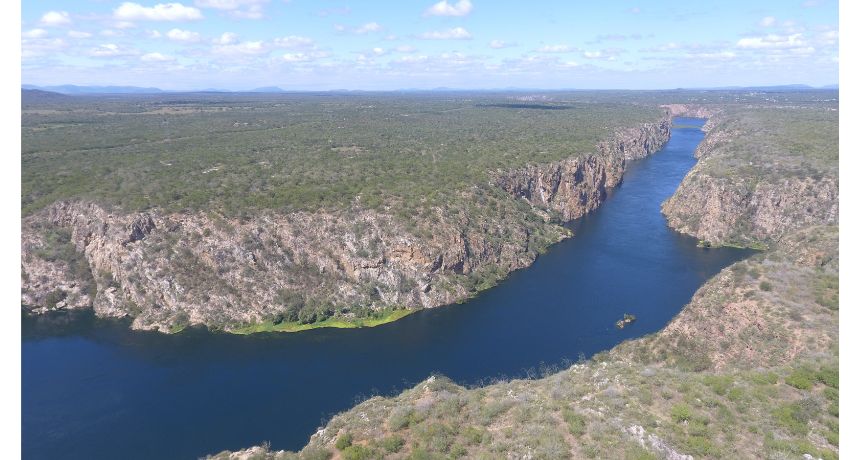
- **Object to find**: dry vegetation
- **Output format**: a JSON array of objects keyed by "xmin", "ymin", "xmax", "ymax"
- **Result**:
[{"xmin": 205, "ymin": 93, "xmax": 839, "ymax": 459}]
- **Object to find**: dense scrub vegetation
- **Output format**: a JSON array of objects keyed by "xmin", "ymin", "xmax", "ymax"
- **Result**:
[
  {"xmin": 203, "ymin": 94, "xmax": 839, "ymax": 459},
  {"xmin": 22, "ymin": 92, "xmax": 663, "ymax": 217}
]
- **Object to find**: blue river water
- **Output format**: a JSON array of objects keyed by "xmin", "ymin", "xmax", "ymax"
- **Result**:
[{"xmin": 22, "ymin": 117, "xmax": 752, "ymax": 459}]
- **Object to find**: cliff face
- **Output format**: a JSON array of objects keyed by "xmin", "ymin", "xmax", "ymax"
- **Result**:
[
  {"xmin": 495, "ymin": 119, "xmax": 670, "ymax": 220},
  {"xmin": 21, "ymin": 118, "xmax": 670, "ymax": 332},
  {"xmin": 22, "ymin": 201, "xmax": 559, "ymax": 331},
  {"xmin": 661, "ymin": 107, "xmax": 838, "ymax": 247},
  {"xmin": 663, "ymin": 173, "xmax": 838, "ymax": 247}
]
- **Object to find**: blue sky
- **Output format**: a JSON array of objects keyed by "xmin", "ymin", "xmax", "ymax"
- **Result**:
[{"xmin": 21, "ymin": 0, "xmax": 838, "ymax": 90}]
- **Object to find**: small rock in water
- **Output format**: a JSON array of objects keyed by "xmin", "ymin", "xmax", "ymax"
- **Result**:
[{"xmin": 615, "ymin": 313, "xmax": 636, "ymax": 329}]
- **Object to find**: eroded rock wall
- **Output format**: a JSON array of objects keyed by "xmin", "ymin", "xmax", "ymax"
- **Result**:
[{"xmin": 21, "ymin": 118, "xmax": 671, "ymax": 332}]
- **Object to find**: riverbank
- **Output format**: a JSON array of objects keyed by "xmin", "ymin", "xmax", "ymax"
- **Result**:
[
  {"xmin": 211, "ymin": 101, "xmax": 838, "ymax": 459},
  {"xmin": 22, "ymin": 94, "xmax": 670, "ymax": 334},
  {"xmin": 228, "ymin": 308, "xmax": 414, "ymax": 335},
  {"xmin": 23, "ymin": 111, "xmax": 742, "ymax": 460}
]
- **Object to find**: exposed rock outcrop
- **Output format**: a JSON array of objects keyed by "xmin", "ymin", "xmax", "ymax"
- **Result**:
[
  {"xmin": 663, "ymin": 173, "xmax": 838, "ymax": 247},
  {"xmin": 495, "ymin": 118, "xmax": 670, "ymax": 220},
  {"xmin": 21, "ymin": 118, "xmax": 671, "ymax": 332},
  {"xmin": 661, "ymin": 108, "xmax": 838, "ymax": 247}
]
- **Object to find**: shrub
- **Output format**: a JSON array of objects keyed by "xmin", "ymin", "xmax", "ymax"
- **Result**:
[
  {"xmin": 334, "ymin": 433, "xmax": 353, "ymax": 450},
  {"xmin": 462, "ymin": 426, "xmax": 485, "ymax": 445},
  {"xmin": 759, "ymin": 281, "xmax": 773, "ymax": 291},
  {"xmin": 380, "ymin": 435, "xmax": 404, "ymax": 453},
  {"xmin": 816, "ymin": 367, "xmax": 838, "ymax": 388},
  {"xmin": 561, "ymin": 408, "xmax": 587, "ymax": 436},
  {"xmin": 341, "ymin": 445, "xmax": 373, "ymax": 460},
  {"xmin": 299, "ymin": 447, "xmax": 332, "ymax": 460},
  {"xmin": 388, "ymin": 406, "xmax": 415, "ymax": 431},
  {"xmin": 703, "ymin": 375, "xmax": 733, "ymax": 396},
  {"xmin": 670, "ymin": 403, "xmax": 693, "ymax": 423},
  {"xmin": 785, "ymin": 368, "xmax": 815, "ymax": 390},
  {"xmin": 773, "ymin": 399, "xmax": 818, "ymax": 435}
]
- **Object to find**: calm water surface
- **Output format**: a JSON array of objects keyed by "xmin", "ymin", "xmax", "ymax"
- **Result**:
[{"xmin": 22, "ymin": 118, "xmax": 752, "ymax": 459}]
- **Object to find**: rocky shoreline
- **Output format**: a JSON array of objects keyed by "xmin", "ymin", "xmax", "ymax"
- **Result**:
[
  {"xmin": 21, "ymin": 116, "xmax": 671, "ymax": 333},
  {"xmin": 205, "ymin": 102, "xmax": 838, "ymax": 459}
]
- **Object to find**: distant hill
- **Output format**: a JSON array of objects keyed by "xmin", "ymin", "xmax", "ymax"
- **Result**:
[
  {"xmin": 22, "ymin": 84, "xmax": 165, "ymax": 94},
  {"xmin": 248, "ymin": 86, "xmax": 286, "ymax": 93},
  {"xmin": 685, "ymin": 84, "xmax": 837, "ymax": 92},
  {"xmin": 21, "ymin": 89, "xmax": 72, "ymax": 103}
]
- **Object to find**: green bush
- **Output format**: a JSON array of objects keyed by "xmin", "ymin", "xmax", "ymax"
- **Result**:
[
  {"xmin": 816, "ymin": 367, "xmax": 838, "ymax": 388},
  {"xmin": 703, "ymin": 375, "xmax": 733, "ymax": 396},
  {"xmin": 388, "ymin": 407, "xmax": 415, "ymax": 431},
  {"xmin": 341, "ymin": 445, "xmax": 373, "ymax": 460},
  {"xmin": 670, "ymin": 403, "xmax": 693, "ymax": 423},
  {"xmin": 334, "ymin": 433, "xmax": 353, "ymax": 450},
  {"xmin": 561, "ymin": 408, "xmax": 587, "ymax": 436},
  {"xmin": 785, "ymin": 368, "xmax": 815, "ymax": 390},
  {"xmin": 772, "ymin": 399, "xmax": 818, "ymax": 435},
  {"xmin": 299, "ymin": 447, "xmax": 332, "ymax": 460},
  {"xmin": 380, "ymin": 435, "xmax": 404, "ymax": 453}
]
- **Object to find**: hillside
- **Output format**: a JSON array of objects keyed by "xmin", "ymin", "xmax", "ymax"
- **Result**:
[
  {"xmin": 207, "ymin": 100, "xmax": 839, "ymax": 459},
  {"xmin": 22, "ymin": 92, "xmax": 671, "ymax": 332}
]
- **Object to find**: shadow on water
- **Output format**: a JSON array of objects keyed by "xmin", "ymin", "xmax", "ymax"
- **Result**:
[{"xmin": 22, "ymin": 117, "xmax": 754, "ymax": 459}]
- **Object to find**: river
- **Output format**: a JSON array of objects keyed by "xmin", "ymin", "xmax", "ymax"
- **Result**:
[{"xmin": 21, "ymin": 117, "xmax": 752, "ymax": 459}]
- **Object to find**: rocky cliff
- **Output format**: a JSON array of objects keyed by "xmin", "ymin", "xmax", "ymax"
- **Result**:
[
  {"xmin": 21, "ymin": 117, "xmax": 671, "ymax": 332},
  {"xmin": 207, "ymin": 103, "xmax": 839, "ymax": 460},
  {"xmin": 495, "ymin": 119, "xmax": 670, "ymax": 220},
  {"xmin": 661, "ymin": 105, "xmax": 838, "ymax": 248}
]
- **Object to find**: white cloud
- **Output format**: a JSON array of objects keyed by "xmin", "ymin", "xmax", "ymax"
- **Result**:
[
  {"xmin": 282, "ymin": 53, "xmax": 309, "ymax": 62},
  {"xmin": 819, "ymin": 30, "xmax": 838, "ymax": 45},
  {"xmin": 583, "ymin": 50, "xmax": 603, "ymax": 58},
  {"xmin": 273, "ymin": 35, "xmax": 314, "ymax": 48},
  {"xmin": 396, "ymin": 45, "xmax": 416, "ymax": 53},
  {"xmin": 231, "ymin": 5, "xmax": 265, "ymax": 19},
  {"xmin": 194, "ymin": 0, "xmax": 268, "ymax": 18},
  {"xmin": 22, "ymin": 37, "xmax": 68, "ymax": 58},
  {"xmin": 147, "ymin": 30, "xmax": 163, "ymax": 38},
  {"xmin": 68, "ymin": 30, "xmax": 92, "ymax": 39},
  {"xmin": 629, "ymin": 7, "xmax": 641, "ymax": 14},
  {"xmin": 489, "ymin": 40, "xmax": 515, "ymax": 49},
  {"xmin": 355, "ymin": 22, "xmax": 382, "ymax": 34},
  {"xmin": 23, "ymin": 29, "xmax": 48, "ymax": 39},
  {"xmin": 100, "ymin": 29, "xmax": 123, "ymax": 37},
  {"xmin": 88, "ymin": 43, "xmax": 138, "ymax": 57},
  {"xmin": 141, "ymin": 52, "xmax": 175, "ymax": 61},
  {"xmin": 166, "ymin": 28, "xmax": 201, "ymax": 42},
  {"xmin": 372, "ymin": 47, "xmax": 385, "ymax": 56},
  {"xmin": 759, "ymin": 16, "xmax": 776, "ymax": 27},
  {"xmin": 213, "ymin": 32, "xmax": 237, "ymax": 44},
  {"xmin": 685, "ymin": 50, "xmax": 736, "ymax": 60},
  {"xmin": 318, "ymin": 7, "xmax": 350, "ymax": 17},
  {"xmin": 195, "ymin": 0, "xmax": 261, "ymax": 8},
  {"xmin": 40, "ymin": 11, "xmax": 72, "ymax": 26},
  {"xmin": 113, "ymin": 3, "xmax": 203, "ymax": 22},
  {"xmin": 418, "ymin": 27, "xmax": 472, "ymax": 40},
  {"xmin": 213, "ymin": 40, "xmax": 266, "ymax": 55},
  {"xmin": 114, "ymin": 21, "xmax": 138, "ymax": 29},
  {"xmin": 334, "ymin": 22, "xmax": 382, "ymax": 34},
  {"xmin": 282, "ymin": 51, "xmax": 329, "ymax": 62},
  {"xmin": 737, "ymin": 33, "xmax": 806, "ymax": 49},
  {"xmin": 424, "ymin": 0, "xmax": 473, "ymax": 17},
  {"xmin": 395, "ymin": 55, "xmax": 428, "ymax": 63},
  {"xmin": 538, "ymin": 44, "xmax": 573, "ymax": 53}
]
